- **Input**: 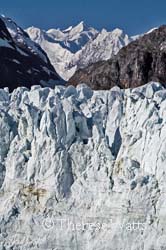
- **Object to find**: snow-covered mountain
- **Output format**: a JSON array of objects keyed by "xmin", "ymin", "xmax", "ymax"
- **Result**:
[
  {"xmin": 47, "ymin": 21, "xmax": 99, "ymax": 53},
  {"xmin": 1, "ymin": 15, "xmax": 50, "ymax": 64},
  {"xmin": 69, "ymin": 25, "xmax": 166, "ymax": 90},
  {"xmin": 72, "ymin": 28, "xmax": 132, "ymax": 69},
  {"xmin": 0, "ymin": 82, "xmax": 166, "ymax": 249},
  {"xmin": 26, "ymin": 23, "xmax": 133, "ymax": 80},
  {"xmin": 26, "ymin": 26, "xmax": 75, "ymax": 80},
  {"xmin": 26, "ymin": 22, "xmax": 98, "ymax": 80},
  {"xmin": 0, "ymin": 15, "xmax": 63, "ymax": 90}
]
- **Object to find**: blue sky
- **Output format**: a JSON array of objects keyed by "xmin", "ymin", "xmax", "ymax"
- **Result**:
[{"xmin": 1, "ymin": 0, "xmax": 166, "ymax": 35}]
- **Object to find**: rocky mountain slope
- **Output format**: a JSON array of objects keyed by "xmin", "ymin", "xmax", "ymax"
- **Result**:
[
  {"xmin": 0, "ymin": 16, "xmax": 63, "ymax": 91},
  {"xmin": 26, "ymin": 23, "xmax": 132, "ymax": 80},
  {"xmin": 69, "ymin": 25, "xmax": 166, "ymax": 90},
  {"xmin": 0, "ymin": 82, "xmax": 166, "ymax": 249}
]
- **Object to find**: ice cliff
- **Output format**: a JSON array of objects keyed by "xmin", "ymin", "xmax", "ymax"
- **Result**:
[{"xmin": 0, "ymin": 82, "xmax": 166, "ymax": 249}]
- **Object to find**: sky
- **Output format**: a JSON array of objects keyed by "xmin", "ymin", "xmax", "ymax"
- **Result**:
[{"xmin": 1, "ymin": 0, "xmax": 166, "ymax": 35}]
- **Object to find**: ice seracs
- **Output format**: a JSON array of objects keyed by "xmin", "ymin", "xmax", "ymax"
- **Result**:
[{"xmin": 0, "ymin": 82, "xmax": 166, "ymax": 249}]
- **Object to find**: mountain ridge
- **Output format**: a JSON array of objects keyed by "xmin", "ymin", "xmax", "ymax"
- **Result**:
[
  {"xmin": 26, "ymin": 23, "xmax": 133, "ymax": 80},
  {"xmin": 0, "ymin": 15, "xmax": 63, "ymax": 91},
  {"xmin": 69, "ymin": 25, "xmax": 166, "ymax": 90}
]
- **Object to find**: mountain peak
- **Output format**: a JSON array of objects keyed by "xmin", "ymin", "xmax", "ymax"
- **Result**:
[
  {"xmin": 69, "ymin": 25, "xmax": 166, "ymax": 90},
  {"xmin": 63, "ymin": 25, "xmax": 73, "ymax": 33},
  {"xmin": 0, "ymin": 16, "xmax": 63, "ymax": 90},
  {"xmin": 111, "ymin": 28, "xmax": 124, "ymax": 36},
  {"xmin": 0, "ymin": 14, "xmax": 6, "ymax": 18},
  {"xmin": 76, "ymin": 20, "xmax": 86, "ymax": 28},
  {"xmin": 70, "ymin": 21, "xmax": 89, "ymax": 34}
]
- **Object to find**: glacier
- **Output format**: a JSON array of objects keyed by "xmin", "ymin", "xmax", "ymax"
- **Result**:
[{"xmin": 0, "ymin": 82, "xmax": 166, "ymax": 249}]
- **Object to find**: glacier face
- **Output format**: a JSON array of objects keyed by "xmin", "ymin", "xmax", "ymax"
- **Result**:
[{"xmin": 0, "ymin": 82, "xmax": 166, "ymax": 249}]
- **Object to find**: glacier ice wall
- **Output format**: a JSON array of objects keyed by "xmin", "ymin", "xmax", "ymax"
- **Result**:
[{"xmin": 0, "ymin": 82, "xmax": 166, "ymax": 250}]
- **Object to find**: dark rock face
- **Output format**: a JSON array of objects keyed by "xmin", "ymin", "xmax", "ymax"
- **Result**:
[
  {"xmin": 0, "ymin": 17, "xmax": 63, "ymax": 91},
  {"xmin": 69, "ymin": 26, "xmax": 166, "ymax": 90}
]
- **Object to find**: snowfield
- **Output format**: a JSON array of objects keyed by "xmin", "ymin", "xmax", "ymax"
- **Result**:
[{"xmin": 0, "ymin": 82, "xmax": 166, "ymax": 249}]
